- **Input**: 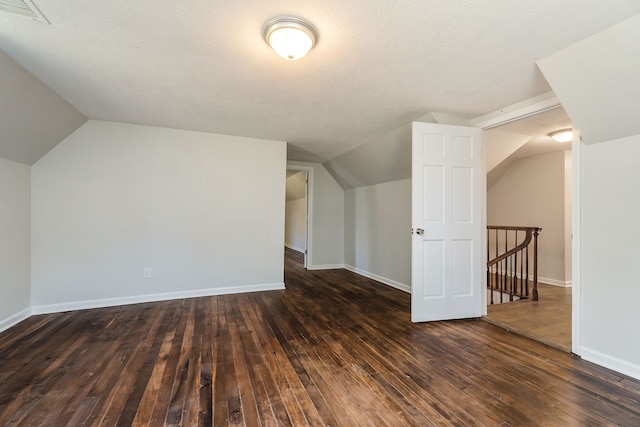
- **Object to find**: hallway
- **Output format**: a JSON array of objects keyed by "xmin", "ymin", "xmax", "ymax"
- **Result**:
[{"xmin": 484, "ymin": 283, "xmax": 572, "ymax": 352}]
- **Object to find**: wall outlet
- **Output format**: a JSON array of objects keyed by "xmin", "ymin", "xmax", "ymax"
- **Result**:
[{"xmin": 143, "ymin": 267, "xmax": 152, "ymax": 279}]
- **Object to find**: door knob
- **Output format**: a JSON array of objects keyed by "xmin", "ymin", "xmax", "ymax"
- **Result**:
[{"xmin": 416, "ymin": 228, "xmax": 425, "ymax": 235}]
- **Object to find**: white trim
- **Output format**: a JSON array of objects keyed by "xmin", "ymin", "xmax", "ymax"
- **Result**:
[
  {"xmin": 284, "ymin": 243, "xmax": 305, "ymax": 253},
  {"xmin": 31, "ymin": 283, "xmax": 285, "ymax": 315},
  {"xmin": 286, "ymin": 164, "xmax": 313, "ymax": 269},
  {"xmin": 344, "ymin": 265, "xmax": 411, "ymax": 294},
  {"xmin": 538, "ymin": 277, "xmax": 572, "ymax": 288},
  {"xmin": 307, "ymin": 264, "xmax": 345, "ymax": 271},
  {"xmin": 487, "ymin": 268, "xmax": 571, "ymax": 288},
  {"xmin": 572, "ymin": 135, "xmax": 583, "ymax": 355},
  {"xmin": 579, "ymin": 346, "xmax": 640, "ymax": 381},
  {"xmin": 481, "ymin": 132, "xmax": 488, "ymax": 316},
  {"xmin": 0, "ymin": 308, "xmax": 32, "ymax": 333},
  {"xmin": 471, "ymin": 92, "xmax": 561, "ymax": 129}
]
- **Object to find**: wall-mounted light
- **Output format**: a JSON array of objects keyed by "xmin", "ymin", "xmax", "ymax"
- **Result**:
[
  {"xmin": 549, "ymin": 129, "xmax": 573, "ymax": 143},
  {"xmin": 263, "ymin": 17, "xmax": 317, "ymax": 61}
]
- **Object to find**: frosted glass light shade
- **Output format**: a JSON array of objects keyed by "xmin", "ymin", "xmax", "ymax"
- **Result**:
[
  {"xmin": 550, "ymin": 129, "xmax": 573, "ymax": 143},
  {"xmin": 264, "ymin": 17, "xmax": 317, "ymax": 61}
]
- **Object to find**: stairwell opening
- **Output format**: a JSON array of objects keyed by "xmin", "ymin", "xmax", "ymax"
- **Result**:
[{"xmin": 483, "ymin": 104, "xmax": 573, "ymax": 352}]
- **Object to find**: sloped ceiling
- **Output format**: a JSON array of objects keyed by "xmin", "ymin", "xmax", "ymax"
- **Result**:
[
  {"xmin": 326, "ymin": 105, "xmax": 574, "ymax": 190},
  {"xmin": 285, "ymin": 171, "xmax": 306, "ymax": 201},
  {"xmin": 485, "ymin": 107, "xmax": 573, "ymax": 187},
  {"xmin": 324, "ymin": 123, "xmax": 411, "ymax": 189},
  {"xmin": 484, "ymin": 130, "xmax": 531, "ymax": 173},
  {"xmin": 1, "ymin": 1, "xmax": 639, "ymax": 166},
  {"xmin": 0, "ymin": 49, "xmax": 86, "ymax": 164},
  {"xmin": 491, "ymin": 107, "xmax": 573, "ymax": 160},
  {"xmin": 538, "ymin": 14, "xmax": 640, "ymax": 145}
]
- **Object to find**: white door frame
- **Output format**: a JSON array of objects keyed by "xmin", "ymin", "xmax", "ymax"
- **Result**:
[
  {"xmin": 285, "ymin": 164, "xmax": 314, "ymax": 268},
  {"xmin": 476, "ymin": 95, "xmax": 581, "ymax": 356},
  {"xmin": 570, "ymin": 134, "xmax": 581, "ymax": 355}
]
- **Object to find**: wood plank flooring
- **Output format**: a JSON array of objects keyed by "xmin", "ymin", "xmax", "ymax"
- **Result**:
[
  {"xmin": 1, "ymin": 248, "xmax": 639, "ymax": 425},
  {"xmin": 485, "ymin": 283, "xmax": 572, "ymax": 352}
]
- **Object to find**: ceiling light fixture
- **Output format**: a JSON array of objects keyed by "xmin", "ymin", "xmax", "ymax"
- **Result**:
[
  {"xmin": 549, "ymin": 129, "xmax": 573, "ymax": 143},
  {"xmin": 263, "ymin": 16, "xmax": 317, "ymax": 61}
]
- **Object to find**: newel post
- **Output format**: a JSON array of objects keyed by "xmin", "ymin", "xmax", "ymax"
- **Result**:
[{"xmin": 532, "ymin": 228, "xmax": 540, "ymax": 301}]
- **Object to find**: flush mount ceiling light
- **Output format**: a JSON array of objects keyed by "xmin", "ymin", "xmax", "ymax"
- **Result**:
[
  {"xmin": 549, "ymin": 129, "xmax": 573, "ymax": 143},
  {"xmin": 263, "ymin": 16, "xmax": 317, "ymax": 61}
]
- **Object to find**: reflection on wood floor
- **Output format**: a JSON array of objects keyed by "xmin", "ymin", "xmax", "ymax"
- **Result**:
[
  {"xmin": 2, "ymin": 250, "xmax": 638, "ymax": 425},
  {"xmin": 485, "ymin": 283, "xmax": 572, "ymax": 352}
]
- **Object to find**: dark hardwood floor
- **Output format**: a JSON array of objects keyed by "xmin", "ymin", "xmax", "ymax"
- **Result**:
[{"xmin": 1, "ymin": 248, "xmax": 639, "ymax": 426}]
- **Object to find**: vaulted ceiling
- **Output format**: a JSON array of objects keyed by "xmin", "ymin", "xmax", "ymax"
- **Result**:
[{"xmin": 1, "ymin": 1, "xmax": 639, "ymax": 165}]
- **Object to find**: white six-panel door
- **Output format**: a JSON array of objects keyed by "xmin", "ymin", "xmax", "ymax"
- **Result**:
[{"xmin": 411, "ymin": 122, "xmax": 484, "ymax": 322}]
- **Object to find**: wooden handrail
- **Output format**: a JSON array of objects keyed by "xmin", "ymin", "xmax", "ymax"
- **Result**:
[
  {"xmin": 487, "ymin": 226, "xmax": 541, "ymax": 303},
  {"xmin": 487, "ymin": 225, "xmax": 541, "ymax": 231},
  {"xmin": 487, "ymin": 226, "xmax": 541, "ymax": 267}
]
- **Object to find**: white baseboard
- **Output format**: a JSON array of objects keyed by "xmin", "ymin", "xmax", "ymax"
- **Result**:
[
  {"xmin": 538, "ymin": 276, "xmax": 572, "ymax": 287},
  {"xmin": 31, "ymin": 282, "xmax": 285, "ymax": 315},
  {"xmin": 308, "ymin": 264, "xmax": 345, "ymax": 270},
  {"xmin": 284, "ymin": 244, "xmax": 305, "ymax": 253},
  {"xmin": 344, "ymin": 265, "xmax": 411, "ymax": 294},
  {"xmin": 0, "ymin": 308, "xmax": 32, "ymax": 333},
  {"xmin": 489, "ymin": 269, "xmax": 572, "ymax": 288},
  {"xmin": 579, "ymin": 346, "xmax": 640, "ymax": 381}
]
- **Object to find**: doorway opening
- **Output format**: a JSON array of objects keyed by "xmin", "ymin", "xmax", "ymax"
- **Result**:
[
  {"xmin": 482, "ymin": 105, "xmax": 573, "ymax": 352},
  {"xmin": 285, "ymin": 169, "xmax": 309, "ymax": 268}
]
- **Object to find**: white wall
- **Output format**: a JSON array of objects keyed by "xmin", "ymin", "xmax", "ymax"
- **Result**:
[
  {"xmin": 31, "ymin": 121, "xmax": 286, "ymax": 312},
  {"xmin": 580, "ymin": 135, "xmax": 640, "ymax": 379},
  {"xmin": 284, "ymin": 171, "xmax": 307, "ymax": 252},
  {"xmin": 285, "ymin": 196, "xmax": 306, "ymax": 253},
  {"xmin": 487, "ymin": 150, "xmax": 571, "ymax": 286},
  {"xmin": 0, "ymin": 157, "xmax": 31, "ymax": 331},
  {"xmin": 345, "ymin": 179, "xmax": 411, "ymax": 292},
  {"xmin": 287, "ymin": 161, "xmax": 344, "ymax": 269}
]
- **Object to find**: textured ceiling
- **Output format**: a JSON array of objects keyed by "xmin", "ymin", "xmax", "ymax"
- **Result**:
[
  {"xmin": 488, "ymin": 106, "xmax": 573, "ymax": 160},
  {"xmin": 0, "ymin": 1, "xmax": 639, "ymax": 163}
]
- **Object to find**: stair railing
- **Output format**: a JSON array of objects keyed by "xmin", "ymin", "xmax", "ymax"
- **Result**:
[{"xmin": 487, "ymin": 226, "xmax": 541, "ymax": 304}]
